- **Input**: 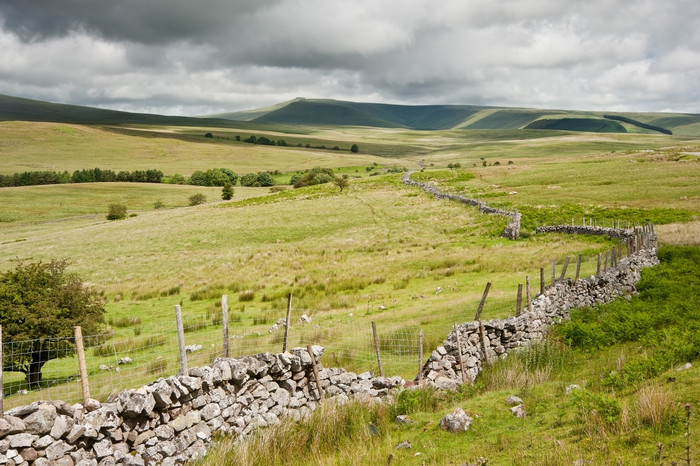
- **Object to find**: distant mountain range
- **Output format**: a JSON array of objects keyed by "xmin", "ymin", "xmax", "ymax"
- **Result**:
[{"xmin": 2, "ymin": 94, "xmax": 700, "ymax": 135}]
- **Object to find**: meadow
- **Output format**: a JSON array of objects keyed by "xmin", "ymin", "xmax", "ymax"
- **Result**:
[{"xmin": 1, "ymin": 118, "xmax": 699, "ymax": 462}]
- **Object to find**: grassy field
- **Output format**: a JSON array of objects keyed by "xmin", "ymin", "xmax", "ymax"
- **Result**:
[{"xmin": 1, "ymin": 119, "xmax": 699, "ymax": 464}]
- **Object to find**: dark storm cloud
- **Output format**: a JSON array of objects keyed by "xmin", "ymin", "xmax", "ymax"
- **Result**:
[{"xmin": 0, "ymin": 0, "xmax": 699, "ymax": 114}]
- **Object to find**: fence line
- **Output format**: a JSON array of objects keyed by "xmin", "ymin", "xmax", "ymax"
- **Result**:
[{"xmin": 1, "ymin": 236, "xmax": 643, "ymax": 410}]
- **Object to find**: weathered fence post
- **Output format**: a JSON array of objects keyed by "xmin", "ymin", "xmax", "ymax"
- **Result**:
[
  {"xmin": 540, "ymin": 267, "xmax": 545, "ymax": 295},
  {"xmin": 559, "ymin": 256, "xmax": 570, "ymax": 281},
  {"xmin": 453, "ymin": 323, "xmax": 467, "ymax": 384},
  {"xmin": 474, "ymin": 282, "xmax": 492, "ymax": 321},
  {"xmin": 74, "ymin": 326, "xmax": 90, "ymax": 406},
  {"xmin": 371, "ymin": 322, "xmax": 384, "ymax": 378},
  {"xmin": 478, "ymin": 322, "xmax": 489, "ymax": 366},
  {"xmin": 551, "ymin": 260, "xmax": 556, "ymax": 284},
  {"xmin": 515, "ymin": 284, "xmax": 523, "ymax": 317},
  {"xmin": 603, "ymin": 250, "xmax": 610, "ymax": 271},
  {"xmin": 611, "ymin": 248, "xmax": 616, "ymax": 267},
  {"xmin": 526, "ymin": 275, "xmax": 532, "ymax": 313},
  {"xmin": 596, "ymin": 253, "xmax": 602, "ymax": 275},
  {"xmin": 417, "ymin": 329, "xmax": 424, "ymax": 385},
  {"xmin": 283, "ymin": 292, "xmax": 293, "ymax": 353},
  {"xmin": 306, "ymin": 345, "xmax": 324, "ymax": 400},
  {"xmin": 575, "ymin": 254, "xmax": 582, "ymax": 281},
  {"xmin": 221, "ymin": 295, "xmax": 229, "ymax": 359},
  {"xmin": 175, "ymin": 304, "xmax": 188, "ymax": 375}
]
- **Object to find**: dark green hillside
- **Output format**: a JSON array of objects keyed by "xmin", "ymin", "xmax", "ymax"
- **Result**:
[
  {"xmin": 525, "ymin": 117, "xmax": 627, "ymax": 133},
  {"xmin": 0, "ymin": 94, "xmax": 235, "ymax": 127},
  {"xmin": 252, "ymin": 99, "xmax": 405, "ymax": 128},
  {"xmin": 462, "ymin": 109, "xmax": 554, "ymax": 129}
]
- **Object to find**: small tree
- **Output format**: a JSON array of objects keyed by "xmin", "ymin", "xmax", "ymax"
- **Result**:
[
  {"xmin": 222, "ymin": 183, "xmax": 234, "ymax": 200},
  {"xmin": 334, "ymin": 174, "xmax": 349, "ymax": 192},
  {"xmin": 0, "ymin": 259, "xmax": 106, "ymax": 386},
  {"xmin": 106, "ymin": 203, "xmax": 127, "ymax": 220},
  {"xmin": 350, "ymin": 144, "xmax": 359, "ymax": 153},
  {"xmin": 189, "ymin": 193, "xmax": 207, "ymax": 206}
]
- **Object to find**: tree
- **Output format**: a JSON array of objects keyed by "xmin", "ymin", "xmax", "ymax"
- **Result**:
[
  {"xmin": 0, "ymin": 259, "xmax": 106, "ymax": 386},
  {"xmin": 350, "ymin": 144, "xmax": 359, "ymax": 153},
  {"xmin": 222, "ymin": 183, "xmax": 234, "ymax": 200},
  {"xmin": 334, "ymin": 174, "xmax": 349, "ymax": 192}
]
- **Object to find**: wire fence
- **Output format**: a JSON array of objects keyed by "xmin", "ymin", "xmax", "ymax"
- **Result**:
[{"xmin": 1, "ymin": 243, "xmax": 633, "ymax": 411}]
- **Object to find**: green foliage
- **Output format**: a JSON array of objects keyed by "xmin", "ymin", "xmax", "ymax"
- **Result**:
[
  {"xmin": 0, "ymin": 168, "xmax": 164, "ymax": 187},
  {"xmin": 188, "ymin": 193, "xmax": 207, "ymax": 206},
  {"xmin": 557, "ymin": 246, "xmax": 700, "ymax": 388},
  {"xmin": 292, "ymin": 167, "xmax": 336, "ymax": 188},
  {"xmin": 350, "ymin": 143, "xmax": 359, "ymax": 153},
  {"xmin": 106, "ymin": 203, "xmax": 127, "ymax": 220},
  {"xmin": 393, "ymin": 387, "xmax": 441, "ymax": 415},
  {"xmin": 0, "ymin": 259, "xmax": 106, "ymax": 385},
  {"xmin": 221, "ymin": 183, "xmax": 234, "ymax": 200},
  {"xmin": 334, "ymin": 175, "xmax": 350, "ymax": 192},
  {"xmin": 570, "ymin": 389, "xmax": 622, "ymax": 424},
  {"xmin": 240, "ymin": 172, "xmax": 275, "ymax": 187},
  {"xmin": 190, "ymin": 168, "xmax": 238, "ymax": 187}
]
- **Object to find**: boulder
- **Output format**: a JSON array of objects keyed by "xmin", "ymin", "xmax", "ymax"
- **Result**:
[{"xmin": 439, "ymin": 408, "xmax": 473, "ymax": 433}]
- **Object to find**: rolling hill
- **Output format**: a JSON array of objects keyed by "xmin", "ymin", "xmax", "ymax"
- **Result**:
[{"xmin": 3, "ymin": 93, "xmax": 700, "ymax": 135}]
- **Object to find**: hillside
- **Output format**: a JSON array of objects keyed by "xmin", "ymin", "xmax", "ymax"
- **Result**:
[
  {"xmin": 212, "ymin": 97, "xmax": 700, "ymax": 135},
  {"xmin": 0, "ymin": 94, "xmax": 237, "ymax": 127}
]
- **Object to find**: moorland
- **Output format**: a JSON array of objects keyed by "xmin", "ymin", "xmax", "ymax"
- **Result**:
[{"xmin": 0, "ymin": 94, "xmax": 699, "ymax": 464}]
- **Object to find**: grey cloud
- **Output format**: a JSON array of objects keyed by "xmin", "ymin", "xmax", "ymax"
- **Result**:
[{"xmin": 0, "ymin": 0, "xmax": 699, "ymax": 114}]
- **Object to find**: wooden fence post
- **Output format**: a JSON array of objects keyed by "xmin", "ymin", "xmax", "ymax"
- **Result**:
[
  {"xmin": 474, "ymin": 282, "xmax": 491, "ymax": 321},
  {"xmin": 222, "ymin": 295, "xmax": 229, "ymax": 358},
  {"xmin": 417, "ymin": 329, "xmax": 424, "ymax": 385},
  {"xmin": 478, "ymin": 321, "xmax": 489, "ymax": 366},
  {"xmin": 596, "ymin": 253, "xmax": 602, "ymax": 275},
  {"xmin": 515, "ymin": 284, "xmax": 523, "ymax": 317},
  {"xmin": 611, "ymin": 248, "xmax": 616, "ymax": 267},
  {"xmin": 551, "ymin": 260, "xmax": 556, "ymax": 284},
  {"xmin": 0, "ymin": 325, "xmax": 3, "ymax": 417},
  {"xmin": 559, "ymin": 256, "xmax": 570, "ymax": 281},
  {"xmin": 74, "ymin": 326, "xmax": 90, "ymax": 406},
  {"xmin": 575, "ymin": 254, "xmax": 582, "ymax": 281},
  {"xmin": 453, "ymin": 323, "xmax": 467, "ymax": 384},
  {"xmin": 603, "ymin": 250, "xmax": 610, "ymax": 271},
  {"xmin": 175, "ymin": 304, "xmax": 188, "ymax": 375},
  {"xmin": 540, "ymin": 267, "xmax": 545, "ymax": 295},
  {"xmin": 306, "ymin": 345, "xmax": 324, "ymax": 400},
  {"xmin": 371, "ymin": 322, "xmax": 384, "ymax": 377},
  {"xmin": 283, "ymin": 293, "xmax": 293, "ymax": 353},
  {"xmin": 526, "ymin": 275, "xmax": 532, "ymax": 313}
]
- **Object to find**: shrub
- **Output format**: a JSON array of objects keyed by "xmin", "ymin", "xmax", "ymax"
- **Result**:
[
  {"xmin": 106, "ymin": 203, "xmax": 127, "ymax": 220},
  {"xmin": 221, "ymin": 183, "xmax": 234, "ymax": 200},
  {"xmin": 350, "ymin": 144, "xmax": 359, "ymax": 153},
  {"xmin": 153, "ymin": 200, "xmax": 165, "ymax": 209},
  {"xmin": 239, "ymin": 289, "xmax": 255, "ymax": 302},
  {"xmin": 188, "ymin": 193, "xmax": 206, "ymax": 206}
]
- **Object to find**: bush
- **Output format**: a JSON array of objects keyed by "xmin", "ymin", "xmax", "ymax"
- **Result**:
[
  {"xmin": 350, "ymin": 144, "xmax": 359, "ymax": 153},
  {"xmin": 221, "ymin": 183, "xmax": 234, "ymax": 200},
  {"xmin": 106, "ymin": 203, "xmax": 127, "ymax": 220},
  {"xmin": 189, "ymin": 193, "xmax": 207, "ymax": 206}
]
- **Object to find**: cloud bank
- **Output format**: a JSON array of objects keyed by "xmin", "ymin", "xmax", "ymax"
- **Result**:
[{"xmin": 1, "ymin": 0, "xmax": 699, "ymax": 115}]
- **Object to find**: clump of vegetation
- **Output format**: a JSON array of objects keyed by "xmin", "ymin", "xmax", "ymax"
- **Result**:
[
  {"xmin": 106, "ymin": 203, "xmax": 127, "ymax": 220},
  {"xmin": 189, "ymin": 193, "xmax": 207, "ymax": 206},
  {"xmin": 0, "ymin": 259, "xmax": 106, "ymax": 386},
  {"xmin": 221, "ymin": 182, "xmax": 234, "ymax": 200},
  {"xmin": 239, "ymin": 289, "xmax": 255, "ymax": 302},
  {"xmin": 291, "ymin": 167, "xmax": 335, "ymax": 188},
  {"xmin": 240, "ymin": 172, "xmax": 275, "ymax": 187},
  {"xmin": 190, "ymin": 168, "xmax": 238, "ymax": 187}
]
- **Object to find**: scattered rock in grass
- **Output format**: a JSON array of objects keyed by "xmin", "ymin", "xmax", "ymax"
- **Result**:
[
  {"xmin": 395, "ymin": 415, "xmax": 416, "ymax": 425},
  {"xmin": 185, "ymin": 344, "xmax": 203, "ymax": 353},
  {"xmin": 677, "ymin": 362, "xmax": 692, "ymax": 371},
  {"xmin": 99, "ymin": 365, "xmax": 114, "ymax": 372},
  {"xmin": 298, "ymin": 314, "xmax": 312, "ymax": 324},
  {"xmin": 505, "ymin": 395, "xmax": 522, "ymax": 406},
  {"xmin": 510, "ymin": 404, "xmax": 526, "ymax": 418},
  {"xmin": 440, "ymin": 408, "xmax": 473, "ymax": 433},
  {"xmin": 118, "ymin": 357, "xmax": 133, "ymax": 365},
  {"xmin": 394, "ymin": 440, "xmax": 412, "ymax": 449}
]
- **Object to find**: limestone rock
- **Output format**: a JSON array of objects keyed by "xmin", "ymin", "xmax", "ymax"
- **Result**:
[{"xmin": 439, "ymin": 408, "xmax": 473, "ymax": 433}]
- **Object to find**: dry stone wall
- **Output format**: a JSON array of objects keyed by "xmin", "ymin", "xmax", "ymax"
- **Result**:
[
  {"xmin": 0, "ymin": 347, "xmax": 402, "ymax": 465},
  {"xmin": 420, "ymin": 233, "xmax": 659, "ymax": 389},
  {"xmin": 402, "ymin": 171, "xmax": 521, "ymax": 239}
]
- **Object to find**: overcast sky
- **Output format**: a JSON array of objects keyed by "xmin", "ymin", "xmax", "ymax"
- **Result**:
[{"xmin": 1, "ymin": 0, "xmax": 699, "ymax": 116}]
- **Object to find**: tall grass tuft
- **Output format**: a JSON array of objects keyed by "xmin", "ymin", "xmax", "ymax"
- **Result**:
[
  {"xmin": 481, "ymin": 340, "xmax": 572, "ymax": 390},
  {"xmin": 202, "ymin": 399, "xmax": 391, "ymax": 465},
  {"xmin": 634, "ymin": 383, "xmax": 679, "ymax": 433}
]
